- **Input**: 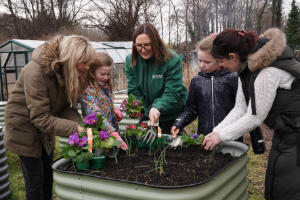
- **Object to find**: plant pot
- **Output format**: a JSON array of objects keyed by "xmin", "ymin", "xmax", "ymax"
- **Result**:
[
  {"xmin": 136, "ymin": 136, "xmax": 146, "ymax": 149},
  {"xmin": 53, "ymin": 141, "xmax": 249, "ymax": 200},
  {"xmin": 93, "ymin": 149, "xmax": 105, "ymax": 157},
  {"xmin": 91, "ymin": 155, "xmax": 106, "ymax": 170},
  {"xmin": 129, "ymin": 112, "xmax": 143, "ymax": 119},
  {"xmin": 106, "ymin": 147, "xmax": 119, "ymax": 158},
  {"xmin": 75, "ymin": 160, "xmax": 90, "ymax": 170}
]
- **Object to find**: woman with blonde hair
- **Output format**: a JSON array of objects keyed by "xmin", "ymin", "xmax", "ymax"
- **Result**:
[{"xmin": 4, "ymin": 35, "xmax": 95, "ymax": 200}]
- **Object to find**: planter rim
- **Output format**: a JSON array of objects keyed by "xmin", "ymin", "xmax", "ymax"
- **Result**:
[{"xmin": 53, "ymin": 141, "xmax": 248, "ymax": 189}]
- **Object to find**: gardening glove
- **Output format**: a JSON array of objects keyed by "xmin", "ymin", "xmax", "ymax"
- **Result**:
[
  {"xmin": 149, "ymin": 107, "xmax": 160, "ymax": 126},
  {"xmin": 111, "ymin": 132, "xmax": 128, "ymax": 150},
  {"xmin": 114, "ymin": 108, "xmax": 123, "ymax": 122}
]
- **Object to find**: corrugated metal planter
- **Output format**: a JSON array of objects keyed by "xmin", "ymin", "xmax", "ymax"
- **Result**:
[
  {"xmin": 0, "ymin": 127, "xmax": 11, "ymax": 200},
  {"xmin": 53, "ymin": 141, "xmax": 249, "ymax": 200}
]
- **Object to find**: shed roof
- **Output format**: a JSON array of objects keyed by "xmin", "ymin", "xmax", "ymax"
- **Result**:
[{"xmin": 0, "ymin": 39, "xmax": 132, "ymax": 63}]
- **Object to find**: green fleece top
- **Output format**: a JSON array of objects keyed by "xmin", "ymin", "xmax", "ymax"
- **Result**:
[{"xmin": 125, "ymin": 50, "xmax": 188, "ymax": 122}]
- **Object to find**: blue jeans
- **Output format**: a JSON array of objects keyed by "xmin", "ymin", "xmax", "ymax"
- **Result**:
[{"xmin": 19, "ymin": 148, "xmax": 53, "ymax": 200}]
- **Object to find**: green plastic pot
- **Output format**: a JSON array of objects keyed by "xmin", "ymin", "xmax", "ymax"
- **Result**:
[
  {"xmin": 93, "ymin": 149, "xmax": 105, "ymax": 157},
  {"xmin": 136, "ymin": 136, "xmax": 146, "ymax": 149},
  {"xmin": 91, "ymin": 155, "xmax": 106, "ymax": 169},
  {"xmin": 75, "ymin": 160, "xmax": 90, "ymax": 170}
]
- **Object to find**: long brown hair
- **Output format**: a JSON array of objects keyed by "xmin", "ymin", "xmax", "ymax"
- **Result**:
[
  {"xmin": 131, "ymin": 23, "xmax": 170, "ymax": 67},
  {"xmin": 88, "ymin": 52, "xmax": 114, "ymax": 96}
]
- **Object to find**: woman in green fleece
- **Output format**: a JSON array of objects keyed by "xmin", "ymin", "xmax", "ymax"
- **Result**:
[{"xmin": 125, "ymin": 23, "xmax": 188, "ymax": 133}]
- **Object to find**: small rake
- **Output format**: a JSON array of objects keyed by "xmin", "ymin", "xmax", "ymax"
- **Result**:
[{"xmin": 143, "ymin": 121, "xmax": 162, "ymax": 145}]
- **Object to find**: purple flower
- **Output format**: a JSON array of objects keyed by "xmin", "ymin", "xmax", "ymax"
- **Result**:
[
  {"xmin": 191, "ymin": 134, "xmax": 199, "ymax": 140},
  {"xmin": 83, "ymin": 113, "xmax": 98, "ymax": 126},
  {"xmin": 100, "ymin": 130, "xmax": 109, "ymax": 140},
  {"xmin": 68, "ymin": 132, "xmax": 79, "ymax": 146},
  {"xmin": 122, "ymin": 100, "xmax": 128, "ymax": 105},
  {"xmin": 78, "ymin": 136, "xmax": 87, "ymax": 147},
  {"xmin": 133, "ymin": 100, "xmax": 139, "ymax": 107}
]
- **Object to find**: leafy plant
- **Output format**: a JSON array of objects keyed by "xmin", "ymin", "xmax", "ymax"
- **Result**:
[
  {"xmin": 181, "ymin": 133, "xmax": 205, "ymax": 148},
  {"xmin": 60, "ymin": 132, "xmax": 93, "ymax": 163},
  {"xmin": 93, "ymin": 130, "xmax": 122, "ymax": 149},
  {"xmin": 120, "ymin": 94, "xmax": 143, "ymax": 118},
  {"xmin": 124, "ymin": 122, "xmax": 149, "ymax": 137}
]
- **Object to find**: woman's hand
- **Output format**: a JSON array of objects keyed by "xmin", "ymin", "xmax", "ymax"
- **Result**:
[
  {"xmin": 77, "ymin": 125, "xmax": 84, "ymax": 133},
  {"xmin": 171, "ymin": 126, "xmax": 180, "ymax": 138},
  {"xmin": 149, "ymin": 107, "xmax": 160, "ymax": 125},
  {"xmin": 203, "ymin": 132, "xmax": 221, "ymax": 150}
]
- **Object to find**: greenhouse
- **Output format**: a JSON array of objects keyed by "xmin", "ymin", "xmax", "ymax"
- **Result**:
[{"xmin": 0, "ymin": 39, "xmax": 132, "ymax": 101}]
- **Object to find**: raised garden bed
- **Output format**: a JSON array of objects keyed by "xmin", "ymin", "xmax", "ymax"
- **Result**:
[{"xmin": 53, "ymin": 141, "xmax": 249, "ymax": 200}]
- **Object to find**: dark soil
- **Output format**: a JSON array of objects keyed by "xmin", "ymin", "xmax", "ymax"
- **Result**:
[{"xmin": 67, "ymin": 146, "xmax": 235, "ymax": 187}]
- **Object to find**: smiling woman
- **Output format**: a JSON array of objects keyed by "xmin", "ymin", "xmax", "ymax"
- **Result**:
[
  {"xmin": 125, "ymin": 23, "xmax": 188, "ymax": 134},
  {"xmin": 4, "ymin": 35, "xmax": 95, "ymax": 200}
]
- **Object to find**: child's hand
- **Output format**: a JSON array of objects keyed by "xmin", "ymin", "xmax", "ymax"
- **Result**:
[
  {"xmin": 111, "ymin": 132, "xmax": 128, "ymax": 150},
  {"xmin": 171, "ymin": 126, "xmax": 180, "ymax": 138},
  {"xmin": 114, "ymin": 108, "xmax": 123, "ymax": 122}
]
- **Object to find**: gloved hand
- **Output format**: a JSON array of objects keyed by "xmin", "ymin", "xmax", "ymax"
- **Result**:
[
  {"xmin": 114, "ymin": 108, "xmax": 123, "ymax": 122},
  {"xmin": 149, "ymin": 107, "xmax": 160, "ymax": 126},
  {"xmin": 111, "ymin": 132, "xmax": 128, "ymax": 150}
]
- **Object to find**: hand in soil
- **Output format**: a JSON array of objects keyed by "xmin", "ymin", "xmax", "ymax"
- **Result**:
[{"xmin": 203, "ymin": 132, "xmax": 221, "ymax": 150}]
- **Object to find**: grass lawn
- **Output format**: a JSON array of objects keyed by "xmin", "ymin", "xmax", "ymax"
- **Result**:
[{"xmin": 6, "ymin": 137, "xmax": 270, "ymax": 200}]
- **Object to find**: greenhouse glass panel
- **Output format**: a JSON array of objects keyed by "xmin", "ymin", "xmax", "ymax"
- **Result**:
[
  {"xmin": 0, "ymin": 43, "xmax": 12, "ymax": 53},
  {"xmin": 118, "ymin": 49, "xmax": 131, "ymax": 61},
  {"xmin": 0, "ymin": 53, "xmax": 9, "ymax": 66},
  {"xmin": 105, "ymin": 49, "xmax": 122, "ymax": 63},
  {"xmin": 16, "ymin": 54, "xmax": 26, "ymax": 66},
  {"xmin": 11, "ymin": 43, "xmax": 29, "ymax": 52}
]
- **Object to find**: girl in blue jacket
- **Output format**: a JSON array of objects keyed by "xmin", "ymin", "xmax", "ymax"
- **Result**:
[{"xmin": 171, "ymin": 35, "xmax": 238, "ymax": 136}]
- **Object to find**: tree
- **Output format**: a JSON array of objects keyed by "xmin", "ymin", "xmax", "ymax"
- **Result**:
[
  {"xmin": 271, "ymin": 0, "xmax": 282, "ymax": 27},
  {"xmin": 2, "ymin": 0, "xmax": 88, "ymax": 39},
  {"xmin": 286, "ymin": 0, "xmax": 300, "ymax": 50},
  {"xmin": 88, "ymin": 0, "xmax": 159, "ymax": 41}
]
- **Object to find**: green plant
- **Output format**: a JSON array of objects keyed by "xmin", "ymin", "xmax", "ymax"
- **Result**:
[
  {"xmin": 60, "ymin": 131, "xmax": 93, "ymax": 163},
  {"xmin": 124, "ymin": 122, "xmax": 149, "ymax": 137},
  {"xmin": 120, "ymin": 94, "xmax": 143, "ymax": 118},
  {"xmin": 93, "ymin": 130, "xmax": 121, "ymax": 149},
  {"xmin": 153, "ymin": 147, "xmax": 168, "ymax": 175},
  {"xmin": 82, "ymin": 113, "xmax": 121, "ymax": 150},
  {"xmin": 181, "ymin": 133, "xmax": 205, "ymax": 148}
]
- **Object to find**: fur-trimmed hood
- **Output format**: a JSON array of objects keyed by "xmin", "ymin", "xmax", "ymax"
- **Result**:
[
  {"xmin": 248, "ymin": 28, "xmax": 287, "ymax": 72},
  {"xmin": 31, "ymin": 35, "xmax": 65, "ymax": 85},
  {"xmin": 32, "ymin": 35, "xmax": 64, "ymax": 74}
]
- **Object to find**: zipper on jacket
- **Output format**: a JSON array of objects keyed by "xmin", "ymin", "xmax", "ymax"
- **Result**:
[{"xmin": 211, "ymin": 76, "xmax": 215, "ymax": 127}]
